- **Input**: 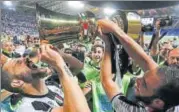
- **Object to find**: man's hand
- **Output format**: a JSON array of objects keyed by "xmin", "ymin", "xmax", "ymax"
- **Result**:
[
  {"xmin": 39, "ymin": 44, "xmax": 90, "ymax": 112},
  {"xmin": 97, "ymin": 19, "xmax": 122, "ymax": 35},
  {"xmin": 97, "ymin": 19, "xmax": 158, "ymax": 72},
  {"xmin": 97, "ymin": 19, "xmax": 122, "ymax": 47},
  {"xmin": 40, "ymin": 44, "xmax": 64, "ymax": 68}
]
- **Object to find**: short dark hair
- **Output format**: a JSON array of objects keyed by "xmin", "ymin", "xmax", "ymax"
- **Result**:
[
  {"xmin": 91, "ymin": 45, "xmax": 104, "ymax": 52},
  {"xmin": 155, "ymin": 66, "xmax": 179, "ymax": 110}
]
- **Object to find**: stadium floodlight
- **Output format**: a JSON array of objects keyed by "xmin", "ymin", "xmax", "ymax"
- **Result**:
[
  {"xmin": 104, "ymin": 8, "xmax": 116, "ymax": 16},
  {"xmin": 3, "ymin": 1, "xmax": 12, "ymax": 7},
  {"xmin": 68, "ymin": 1, "xmax": 84, "ymax": 9}
]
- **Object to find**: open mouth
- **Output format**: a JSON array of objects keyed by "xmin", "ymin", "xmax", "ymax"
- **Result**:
[
  {"xmin": 25, "ymin": 58, "xmax": 38, "ymax": 70},
  {"xmin": 95, "ymin": 56, "xmax": 101, "ymax": 60},
  {"xmin": 25, "ymin": 58, "xmax": 49, "ymax": 75}
]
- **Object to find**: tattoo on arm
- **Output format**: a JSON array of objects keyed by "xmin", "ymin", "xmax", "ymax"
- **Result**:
[{"xmin": 63, "ymin": 65, "xmax": 73, "ymax": 77}]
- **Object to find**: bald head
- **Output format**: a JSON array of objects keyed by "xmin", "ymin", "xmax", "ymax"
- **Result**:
[
  {"xmin": 168, "ymin": 48, "xmax": 179, "ymax": 56},
  {"xmin": 167, "ymin": 48, "xmax": 179, "ymax": 65}
]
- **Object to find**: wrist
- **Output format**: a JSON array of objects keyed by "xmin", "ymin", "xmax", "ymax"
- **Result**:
[
  {"xmin": 113, "ymin": 26, "xmax": 120, "ymax": 33},
  {"xmin": 55, "ymin": 61, "xmax": 65, "ymax": 68},
  {"xmin": 113, "ymin": 27, "xmax": 125, "ymax": 37},
  {"xmin": 55, "ymin": 62, "xmax": 74, "ymax": 77},
  {"xmin": 54, "ymin": 57, "xmax": 65, "ymax": 67}
]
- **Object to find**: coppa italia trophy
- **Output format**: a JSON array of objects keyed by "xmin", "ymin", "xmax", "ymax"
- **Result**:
[
  {"xmin": 36, "ymin": 4, "xmax": 141, "ymax": 44},
  {"xmin": 36, "ymin": 3, "xmax": 142, "ymax": 83}
]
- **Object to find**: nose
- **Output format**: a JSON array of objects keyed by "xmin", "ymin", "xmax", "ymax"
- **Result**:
[
  {"xmin": 172, "ymin": 58, "xmax": 178, "ymax": 64},
  {"xmin": 95, "ymin": 53, "xmax": 99, "ymax": 57}
]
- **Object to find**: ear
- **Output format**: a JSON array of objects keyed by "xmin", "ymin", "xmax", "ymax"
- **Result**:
[
  {"xmin": 152, "ymin": 98, "xmax": 165, "ymax": 109},
  {"xmin": 11, "ymin": 79, "xmax": 24, "ymax": 88}
]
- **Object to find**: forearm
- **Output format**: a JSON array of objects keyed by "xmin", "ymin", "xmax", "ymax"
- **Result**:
[
  {"xmin": 114, "ymin": 28, "xmax": 158, "ymax": 72},
  {"xmin": 100, "ymin": 39, "xmax": 120, "ymax": 100},
  {"xmin": 150, "ymin": 41, "xmax": 159, "ymax": 56},
  {"xmin": 101, "ymin": 41, "xmax": 113, "ymax": 81},
  {"xmin": 59, "ymin": 51, "xmax": 83, "ymax": 74},
  {"xmin": 56, "ymin": 61, "xmax": 90, "ymax": 112},
  {"xmin": 150, "ymin": 30, "xmax": 160, "ymax": 56}
]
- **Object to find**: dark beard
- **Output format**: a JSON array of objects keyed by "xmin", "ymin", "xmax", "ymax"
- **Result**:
[
  {"xmin": 126, "ymin": 87, "xmax": 165, "ymax": 112},
  {"xmin": 31, "ymin": 68, "xmax": 48, "ymax": 79},
  {"xmin": 126, "ymin": 90, "xmax": 154, "ymax": 105},
  {"xmin": 126, "ymin": 86, "xmax": 155, "ymax": 106},
  {"xmin": 135, "ymin": 95, "xmax": 156, "ymax": 105},
  {"xmin": 135, "ymin": 95, "xmax": 165, "ymax": 112},
  {"xmin": 126, "ymin": 81, "xmax": 165, "ymax": 112},
  {"xmin": 20, "ymin": 68, "xmax": 48, "ymax": 83},
  {"xmin": 168, "ymin": 63, "xmax": 179, "ymax": 69},
  {"xmin": 126, "ymin": 86, "xmax": 138, "ymax": 103},
  {"xmin": 125, "ymin": 88, "xmax": 155, "ymax": 105}
]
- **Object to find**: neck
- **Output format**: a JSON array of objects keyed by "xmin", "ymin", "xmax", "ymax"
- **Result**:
[
  {"xmin": 3, "ymin": 50, "xmax": 12, "ymax": 55},
  {"xmin": 23, "ymin": 79, "xmax": 48, "ymax": 96},
  {"xmin": 91, "ymin": 60, "xmax": 100, "ymax": 67}
]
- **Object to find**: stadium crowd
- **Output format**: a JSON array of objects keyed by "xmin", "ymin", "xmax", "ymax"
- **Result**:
[{"xmin": 1, "ymin": 9, "xmax": 38, "ymax": 37}]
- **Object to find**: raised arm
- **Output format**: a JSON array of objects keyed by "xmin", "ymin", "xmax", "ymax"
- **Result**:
[
  {"xmin": 40, "ymin": 45, "xmax": 90, "ymax": 112},
  {"xmin": 58, "ymin": 50, "xmax": 84, "ymax": 75},
  {"xmin": 150, "ymin": 20, "xmax": 161, "ymax": 56},
  {"xmin": 100, "ymin": 34, "xmax": 120, "ymax": 100},
  {"xmin": 98, "ymin": 19, "xmax": 158, "ymax": 72}
]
